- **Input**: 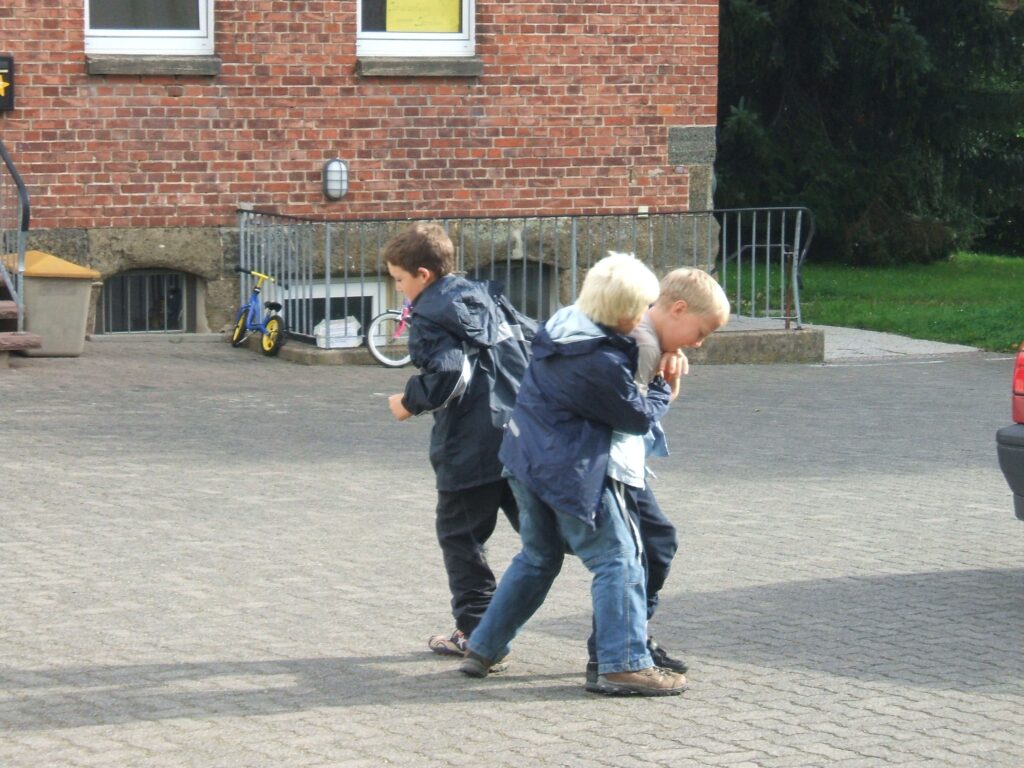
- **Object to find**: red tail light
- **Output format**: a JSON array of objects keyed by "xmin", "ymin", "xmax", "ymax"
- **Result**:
[{"xmin": 1013, "ymin": 343, "xmax": 1024, "ymax": 424}]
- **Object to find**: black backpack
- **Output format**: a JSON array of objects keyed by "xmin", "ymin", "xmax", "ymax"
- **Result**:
[{"xmin": 462, "ymin": 281, "xmax": 537, "ymax": 427}]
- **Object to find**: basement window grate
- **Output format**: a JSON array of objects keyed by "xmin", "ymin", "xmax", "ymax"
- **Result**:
[{"xmin": 97, "ymin": 270, "xmax": 195, "ymax": 333}]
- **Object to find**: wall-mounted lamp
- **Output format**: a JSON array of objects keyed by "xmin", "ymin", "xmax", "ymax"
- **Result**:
[{"xmin": 323, "ymin": 158, "xmax": 349, "ymax": 201}]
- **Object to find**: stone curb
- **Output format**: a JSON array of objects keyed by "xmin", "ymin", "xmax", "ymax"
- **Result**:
[{"xmin": 232, "ymin": 325, "xmax": 827, "ymax": 366}]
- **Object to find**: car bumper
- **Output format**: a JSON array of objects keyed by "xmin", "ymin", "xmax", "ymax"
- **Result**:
[{"xmin": 996, "ymin": 423, "xmax": 1024, "ymax": 520}]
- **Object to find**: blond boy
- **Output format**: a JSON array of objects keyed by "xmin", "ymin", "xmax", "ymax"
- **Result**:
[
  {"xmin": 593, "ymin": 265, "xmax": 730, "ymax": 683},
  {"xmin": 462, "ymin": 253, "xmax": 688, "ymax": 696}
]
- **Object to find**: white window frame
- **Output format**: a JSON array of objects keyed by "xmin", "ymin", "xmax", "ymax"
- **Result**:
[
  {"xmin": 84, "ymin": 0, "xmax": 214, "ymax": 56},
  {"xmin": 356, "ymin": 0, "xmax": 474, "ymax": 58}
]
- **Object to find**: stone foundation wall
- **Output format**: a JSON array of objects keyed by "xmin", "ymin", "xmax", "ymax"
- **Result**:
[{"xmin": 26, "ymin": 226, "xmax": 238, "ymax": 334}]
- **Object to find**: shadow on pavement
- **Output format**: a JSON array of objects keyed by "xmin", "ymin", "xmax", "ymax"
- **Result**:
[
  {"xmin": 535, "ymin": 567, "xmax": 1024, "ymax": 691},
  {"xmin": 0, "ymin": 655, "xmax": 590, "ymax": 731},
  {"xmin": 4, "ymin": 568, "xmax": 1021, "ymax": 730}
]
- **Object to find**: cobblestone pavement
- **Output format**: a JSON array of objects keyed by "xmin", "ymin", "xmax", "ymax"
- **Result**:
[{"xmin": 1, "ymin": 339, "xmax": 1022, "ymax": 767}]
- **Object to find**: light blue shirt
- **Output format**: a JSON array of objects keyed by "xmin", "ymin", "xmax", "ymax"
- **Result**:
[{"xmin": 607, "ymin": 315, "xmax": 668, "ymax": 488}]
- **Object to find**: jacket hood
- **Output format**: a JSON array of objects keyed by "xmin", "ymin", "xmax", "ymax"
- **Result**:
[
  {"xmin": 533, "ymin": 305, "xmax": 625, "ymax": 361},
  {"xmin": 413, "ymin": 275, "xmax": 505, "ymax": 347},
  {"xmin": 544, "ymin": 305, "xmax": 605, "ymax": 342}
]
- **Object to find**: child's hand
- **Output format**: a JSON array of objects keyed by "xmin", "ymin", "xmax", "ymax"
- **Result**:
[
  {"xmin": 659, "ymin": 350, "xmax": 688, "ymax": 402},
  {"xmin": 388, "ymin": 393, "xmax": 413, "ymax": 421},
  {"xmin": 659, "ymin": 350, "xmax": 688, "ymax": 380}
]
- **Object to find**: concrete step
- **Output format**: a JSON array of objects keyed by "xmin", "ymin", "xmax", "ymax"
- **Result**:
[
  {"xmin": 0, "ymin": 331, "xmax": 42, "ymax": 352},
  {"xmin": 224, "ymin": 318, "xmax": 827, "ymax": 366},
  {"xmin": 688, "ymin": 327, "xmax": 824, "ymax": 365},
  {"xmin": 0, "ymin": 331, "xmax": 43, "ymax": 368},
  {"xmin": 0, "ymin": 300, "xmax": 17, "ymax": 320}
]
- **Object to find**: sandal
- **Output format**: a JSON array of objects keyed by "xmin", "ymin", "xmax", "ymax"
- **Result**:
[{"xmin": 428, "ymin": 629, "xmax": 468, "ymax": 656}]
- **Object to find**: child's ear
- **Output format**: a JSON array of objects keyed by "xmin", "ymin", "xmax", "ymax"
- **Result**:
[
  {"xmin": 417, "ymin": 267, "xmax": 434, "ymax": 281},
  {"xmin": 672, "ymin": 299, "xmax": 689, "ymax": 316}
]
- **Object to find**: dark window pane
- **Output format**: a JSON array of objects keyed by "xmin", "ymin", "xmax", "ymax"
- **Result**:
[
  {"xmin": 283, "ymin": 296, "xmax": 373, "ymax": 332},
  {"xmin": 362, "ymin": 0, "xmax": 386, "ymax": 32},
  {"xmin": 166, "ymin": 273, "xmax": 183, "ymax": 330},
  {"xmin": 104, "ymin": 274, "xmax": 128, "ymax": 332},
  {"xmin": 127, "ymin": 274, "xmax": 147, "ymax": 331},
  {"xmin": 506, "ymin": 263, "xmax": 551, "ymax": 320},
  {"xmin": 90, "ymin": 0, "xmax": 200, "ymax": 31}
]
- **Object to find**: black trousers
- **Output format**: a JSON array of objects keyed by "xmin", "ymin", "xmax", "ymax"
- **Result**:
[
  {"xmin": 435, "ymin": 478, "xmax": 520, "ymax": 636},
  {"xmin": 634, "ymin": 483, "xmax": 679, "ymax": 619}
]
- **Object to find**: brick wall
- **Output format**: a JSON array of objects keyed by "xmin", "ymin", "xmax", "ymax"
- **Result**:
[{"xmin": 0, "ymin": 1, "xmax": 718, "ymax": 231}]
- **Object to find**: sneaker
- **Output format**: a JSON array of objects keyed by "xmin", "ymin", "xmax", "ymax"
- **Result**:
[
  {"xmin": 428, "ymin": 629, "xmax": 468, "ymax": 656},
  {"xmin": 459, "ymin": 651, "xmax": 509, "ymax": 678},
  {"xmin": 648, "ymin": 637, "xmax": 688, "ymax": 674},
  {"xmin": 588, "ymin": 667, "xmax": 687, "ymax": 697}
]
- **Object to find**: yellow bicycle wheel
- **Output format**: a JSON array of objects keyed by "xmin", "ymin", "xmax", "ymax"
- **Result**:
[
  {"xmin": 261, "ymin": 314, "xmax": 286, "ymax": 356},
  {"xmin": 230, "ymin": 307, "xmax": 249, "ymax": 347}
]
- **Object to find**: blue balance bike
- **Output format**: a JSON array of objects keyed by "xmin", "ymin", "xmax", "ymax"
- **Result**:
[{"xmin": 231, "ymin": 266, "xmax": 287, "ymax": 356}]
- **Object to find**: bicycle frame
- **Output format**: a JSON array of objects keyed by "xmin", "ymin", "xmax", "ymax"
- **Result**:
[
  {"xmin": 240, "ymin": 270, "xmax": 275, "ymax": 334},
  {"xmin": 393, "ymin": 301, "xmax": 412, "ymax": 338}
]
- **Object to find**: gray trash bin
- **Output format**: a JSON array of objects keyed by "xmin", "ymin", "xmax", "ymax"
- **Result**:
[{"xmin": 15, "ymin": 250, "xmax": 101, "ymax": 357}]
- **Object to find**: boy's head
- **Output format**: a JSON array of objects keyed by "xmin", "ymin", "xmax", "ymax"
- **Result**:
[
  {"xmin": 382, "ymin": 222, "xmax": 455, "ymax": 302},
  {"xmin": 648, "ymin": 267, "xmax": 730, "ymax": 350},
  {"xmin": 576, "ymin": 251, "xmax": 660, "ymax": 334}
]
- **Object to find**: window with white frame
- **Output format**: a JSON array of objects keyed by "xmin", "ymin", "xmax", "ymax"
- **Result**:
[
  {"xmin": 357, "ymin": 0, "xmax": 474, "ymax": 57},
  {"xmin": 85, "ymin": 0, "xmax": 214, "ymax": 56}
]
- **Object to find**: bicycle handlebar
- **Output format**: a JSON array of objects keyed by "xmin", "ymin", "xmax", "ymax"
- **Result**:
[{"xmin": 235, "ymin": 265, "xmax": 275, "ymax": 283}]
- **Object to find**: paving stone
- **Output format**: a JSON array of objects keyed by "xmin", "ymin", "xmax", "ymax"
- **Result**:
[{"xmin": 0, "ymin": 341, "xmax": 1021, "ymax": 766}]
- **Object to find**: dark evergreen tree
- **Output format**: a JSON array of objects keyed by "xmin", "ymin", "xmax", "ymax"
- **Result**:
[{"xmin": 717, "ymin": 0, "xmax": 1024, "ymax": 263}]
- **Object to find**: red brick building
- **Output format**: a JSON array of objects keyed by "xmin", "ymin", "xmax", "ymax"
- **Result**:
[{"xmin": 0, "ymin": 0, "xmax": 718, "ymax": 332}]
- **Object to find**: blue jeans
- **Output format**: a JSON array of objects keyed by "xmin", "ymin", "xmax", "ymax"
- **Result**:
[
  {"xmin": 467, "ymin": 477, "xmax": 653, "ymax": 675},
  {"xmin": 586, "ymin": 482, "xmax": 679, "ymax": 662}
]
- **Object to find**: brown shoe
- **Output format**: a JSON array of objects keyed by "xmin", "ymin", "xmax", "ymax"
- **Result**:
[
  {"xmin": 459, "ymin": 651, "xmax": 510, "ymax": 678},
  {"xmin": 589, "ymin": 666, "xmax": 687, "ymax": 697}
]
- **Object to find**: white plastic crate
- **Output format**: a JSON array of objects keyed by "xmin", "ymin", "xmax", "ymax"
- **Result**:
[{"xmin": 313, "ymin": 317, "xmax": 362, "ymax": 349}]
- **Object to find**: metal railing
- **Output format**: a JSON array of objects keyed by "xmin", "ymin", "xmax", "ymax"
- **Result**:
[
  {"xmin": 0, "ymin": 140, "xmax": 30, "ymax": 333},
  {"xmin": 237, "ymin": 206, "xmax": 814, "ymax": 346}
]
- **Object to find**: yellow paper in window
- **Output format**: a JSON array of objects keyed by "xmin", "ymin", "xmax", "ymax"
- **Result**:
[{"xmin": 386, "ymin": 0, "xmax": 460, "ymax": 32}]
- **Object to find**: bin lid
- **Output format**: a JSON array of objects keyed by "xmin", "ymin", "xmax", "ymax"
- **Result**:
[{"xmin": 0, "ymin": 250, "xmax": 101, "ymax": 280}]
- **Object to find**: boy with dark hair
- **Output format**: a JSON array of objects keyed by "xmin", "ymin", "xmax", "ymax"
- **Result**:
[{"xmin": 384, "ymin": 221, "xmax": 529, "ymax": 655}]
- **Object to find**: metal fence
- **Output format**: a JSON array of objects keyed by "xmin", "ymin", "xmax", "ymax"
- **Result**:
[
  {"xmin": 0, "ymin": 140, "xmax": 30, "ymax": 333},
  {"xmin": 237, "ymin": 206, "xmax": 814, "ymax": 347}
]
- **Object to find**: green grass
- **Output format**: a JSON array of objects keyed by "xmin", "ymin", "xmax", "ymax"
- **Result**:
[{"xmin": 799, "ymin": 251, "xmax": 1024, "ymax": 352}]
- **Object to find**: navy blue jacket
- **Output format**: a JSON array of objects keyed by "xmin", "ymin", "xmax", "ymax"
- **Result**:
[
  {"xmin": 402, "ymin": 274, "xmax": 530, "ymax": 492},
  {"xmin": 498, "ymin": 305, "xmax": 671, "ymax": 527}
]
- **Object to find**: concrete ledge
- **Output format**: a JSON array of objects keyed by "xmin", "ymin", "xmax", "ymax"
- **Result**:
[
  {"xmin": 689, "ymin": 328, "xmax": 825, "ymax": 365},
  {"xmin": 356, "ymin": 56, "xmax": 484, "ymax": 78},
  {"xmin": 88, "ymin": 333, "xmax": 223, "ymax": 343},
  {"xmin": 278, "ymin": 343, "xmax": 379, "ymax": 366},
  {"xmin": 231, "ymin": 332, "xmax": 378, "ymax": 365},
  {"xmin": 86, "ymin": 55, "xmax": 222, "ymax": 77},
  {"xmin": 230, "ymin": 327, "xmax": 824, "ymax": 366}
]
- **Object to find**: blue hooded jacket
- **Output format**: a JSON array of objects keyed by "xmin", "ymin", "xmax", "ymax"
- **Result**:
[
  {"xmin": 402, "ymin": 274, "xmax": 530, "ymax": 491},
  {"xmin": 498, "ymin": 305, "xmax": 671, "ymax": 527}
]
